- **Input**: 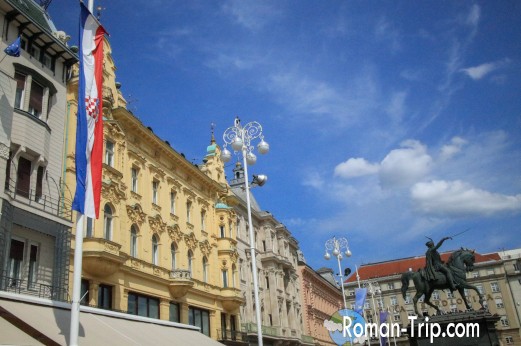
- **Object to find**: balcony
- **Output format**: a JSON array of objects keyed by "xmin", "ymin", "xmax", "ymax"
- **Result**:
[
  {"xmin": 220, "ymin": 287, "xmax": 244, "ymax": 312},
  {"xmin": 168, "ymin": 269, "xmax": 194, "ymax": 298},
  {"xmin": 0, "ymin": 273, "xmax": 69, "ymax": 302},
  {"xmin": 241, "ymin": 322, "xmax": 279, "ymax": 337},
  {"xmin": 259, "ymin": 250, "xmax": 293, "ymax": 268},
  {"xmin": 217, "ymin": 329, "xmax": 248, "ymax": 345},
  {"xmin": 82, "ymin": 238, "xmax": 126, "ymax": 277},
  {"xmin": 217, "ymin": 237, "xmax": 237, "ymax": 255},
  {"xmin": 4, "ymin": 179, "xmax": 72, "ymax": 221}
]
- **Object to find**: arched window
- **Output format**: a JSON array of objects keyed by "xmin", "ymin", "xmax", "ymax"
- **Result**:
[
  {"xmin": 171, "ymin": 242, "xmax": 177, "ymax": 270},
  {"xmin": 103, "ymin": 204, "xmax": 113, "ymax": 240},
  {"xmin": 202, "ymin": 256, "xmax": 208, "ymax": 283},
  {"xmin": 188, "ymin": 250, "xmax": 193, "ymax": 275},
  {"xmin": 152, "ymin": 235, "xmax": 159, "ymax": 265},
  {"xmin": 130, "ymin": 225, "xmax": 138, "ymax": 257}
]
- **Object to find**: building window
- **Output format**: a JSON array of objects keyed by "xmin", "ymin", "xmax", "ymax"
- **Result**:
[
  {"xmin": 27, "ymin": 244, "xmax": 38, "ymax": 288},
  {"xmin": 201, "ymin": 210, "xmax": 206, "ymax": 231},
  {"xmin": 8, "ymin": 239, "xmax": 24, "ymax": 282},
  {"xmin": 491, "ymin": 282, "xmax": 500, "ymax": 293},
  {"xmin": 152, "ymin": 235, "xmax": 159, "ymax": 265},
  {"xmin": 103, "ymin": 204, "xmax": 113, "ymax": 240},
  {"xmin": 188, "ymin": 250, "xmax": 193, "ymax": 275},
  {"xmin": 472, "ymin": 271, "xmax": 480, "ymax": 278},
  {"xmin": 446, "ymin": 290, "xmax": 455, "ymax": 299},
  {"xmin": 432, "ymin": 291, "xmax": 440, "ymax": 300},
  {"xmin": 35, "ymin": 166, "xmax": 44, "ymax": 201},
  {"xmin": 222, "ymin": 270, "xmax": 228, "ymax": 288},
  {"xmin": 387, "ymin": 282, "xmax": 395, "ymax": 290},
  {"xmin": 232, "ymin": 264, "xmax": 237, "ymax": 288},
  {"xmin": 202, "ymin": 256, "xmax": 208, "ymax": 283},
  {"xmin": 170, "ymin": 191, "xmax": 176, "ymax": 214},
  {"xmin": 86, "ymin": 217, "xmax": 93, "ymax": 237},
  {"xmin": 500, "ymin": 317, "xmax": 509, "ymax": 327},
  {"xmin": 130, "ymin": 225, "xmax": 138, "ymax": 257},
  {"xmin": 393, "ymin": 313, "xmax": 400, "ymax": 322},
  {"xmin": 390, "ymin": 296, "xmax": 397, "ymax": 306},
  {"xmin": 186, "ymin": 201, "xmax": 192, "ymax": 223},
  {"xmin": 495, "ymin": 297, "xmax": 504, "ymax": 309},
  {"xmin": 487, "ymin": 268, "xmax": 495, "ymax": 276},
  {"xmin": 98, "ymin": 284, "xmax": 113, "ymax": 310},
  {"xmin": 128, "ymin": 292, "xmax": 159, "ymax": 318},
  {"xmin": 505, "ymin": 336, "xmax": 514, "ymax": 344},
  {"xmin": 28, "ymin": 80, "xmax": 44, "ymax": 118},
  {"xmin": 131, "ymin": 167, "xmax": 138, "ymax": 193},
  {"xmin": 265, "ymin": 275, "xmax": 269, "ymax": 289},
  {"xmin": 152, "ymin": 180, "xmax": 159, "ymax": 204},
  {"xmin": 105, "ymin": 140, "xmax": 114, "ymax": 167},
  {"xmin": 14, "ymin": 72, "xmax": 25, "ymax": 109},
  {"xmin": 476, "ymin": 284, "xmax": 484, "ymax": 294},
  {"xmin": 189, "ymin": 307, "xmax": 210, "ymax": 336},
  {"xmin": 171, "ymin": 242, "xmax": 177, "ymax": 270},
  {"xmin": 405, "ymin": 294, "xmax": 411, "ymax": 304},
  {"xmin": 16, "ymin": 157, "xmax": 31, "ymax": 198},
  {"xmin": 80, "ymin": 279, "xmax": 89, "ymax": 306},
  {"xmin": 220, "ymin": 225, "xmax": 225, "ymax": 238},
  {"xmin": 169, "ymin": 302, "xmax": 180, "ymax": 323}
]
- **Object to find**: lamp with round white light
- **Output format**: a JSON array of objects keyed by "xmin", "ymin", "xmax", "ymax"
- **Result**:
[
  {"xmin": 324, "ymin": 236, "xmax": 352, "ymax": 310},
  {"xmin": 221, "ymin": 117, "xmax": 269, "ymax": 346}
]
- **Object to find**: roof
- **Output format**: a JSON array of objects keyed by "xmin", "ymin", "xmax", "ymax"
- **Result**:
[{"xmin": 346, "ymin": 250, "xmax": 501, "ymax": 283}]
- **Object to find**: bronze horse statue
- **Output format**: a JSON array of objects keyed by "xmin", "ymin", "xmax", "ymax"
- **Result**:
[{"xmin": 401, "ymin": 248, "xmax": 485, "ymax": 316}]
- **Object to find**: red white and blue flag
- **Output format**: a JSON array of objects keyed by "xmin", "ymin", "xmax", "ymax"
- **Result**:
[{"xmin": 72, "ymin": 3, "xmax": 107, "ymax": 219}]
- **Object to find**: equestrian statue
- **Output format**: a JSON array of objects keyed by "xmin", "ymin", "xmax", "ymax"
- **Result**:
[{"xmin": 401, "ymin": 235, "xmax": 485, "ymax": 316}]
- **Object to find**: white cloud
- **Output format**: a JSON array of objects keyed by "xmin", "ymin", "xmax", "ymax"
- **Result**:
[
  {"xmin": 411, "ymin": 180, "xmax": 521, "ymax": 216},
  {"xmin": 460, "ymin": 59, "xmax": 509, "ymax": 80},
  {"xmin": 334, "ymin": 158, "xmax": 379, "ymax": 178},
  {"xmin": 222, "ymin": 0, "xmax": 281, "ymax": 31},
  {"xmin": 466, "ymin": 4, "xmax": 481, "ymax": 27},
  {"xmin": 386, "ymin": 91, "xmax": 407, "ymax": 123},
  {"xmin": 439, "ymin": 136, "xmax": 467, "ymax": 161},
  {"xmin": 379, "ymin": 140, "xmax": 433, "ymax": 189}
]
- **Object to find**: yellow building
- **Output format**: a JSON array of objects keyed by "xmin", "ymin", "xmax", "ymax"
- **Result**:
[{"xmin": 64, "ymin": 38, "xmax": 243, "ymax": 340}]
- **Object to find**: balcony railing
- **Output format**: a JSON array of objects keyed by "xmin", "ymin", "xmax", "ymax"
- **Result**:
[
  {"xmin": 241, "ymin": 322, "xmax": 279, "ymax": 337},
  {"xmin": 217, "ymin": 329, "xmax": 248, "ymax": 343},
  {"xmin": 170, "ymin": 269, "xmax": 192, "ymax": 280},
  {"xmin": 5, "ymin": 179, "xmax": 72, "ymax": 221},
  {"xmin": 0, "ymin": 274, "xmax": 69, "ymax": 302}
]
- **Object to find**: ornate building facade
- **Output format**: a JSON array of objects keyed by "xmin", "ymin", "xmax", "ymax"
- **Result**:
[
  {"xmin": 0, "ymin": 0, "xmax": 76, "ymax": 300},
  {"xmin": 228, "ymin": 162, "xmax": 314, "ymax": 345},
  {"xmin": 65, "ymin": 37, "xmax": 243, "ymax": 340},
  {"xmin": 344, "ymin": 250, "xmax": 521, "ymax": 346},
  {"xmin": 298, "ymin": 264, "xmax": 343, "ymax": 346}
]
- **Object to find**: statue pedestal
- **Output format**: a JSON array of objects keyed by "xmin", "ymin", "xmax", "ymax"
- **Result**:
[{"xmin": 406, "ymin": 310, "xmax": 500, "ymax": 346}]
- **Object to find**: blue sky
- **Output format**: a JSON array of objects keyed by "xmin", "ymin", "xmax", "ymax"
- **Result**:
[{"xmin": 50, "ymin": 0, "xmax": 521, "ymax": 273}]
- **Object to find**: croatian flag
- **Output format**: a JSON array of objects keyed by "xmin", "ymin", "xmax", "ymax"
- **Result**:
[{"xmin": 72, "ymin": 3, "xmax": 107, "ymax": 219}]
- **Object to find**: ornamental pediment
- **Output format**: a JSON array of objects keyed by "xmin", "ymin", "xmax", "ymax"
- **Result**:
[
  {"xmin": 102, "ymin": 180, "xmax": 126, "ymax": 204},
  {"xmin": 185, "ymin": 232, "xmax": 198, "ymax": 250},
  {"xmin": 148, "ymin": 214, "xmax": 167, "ymax": 234},
  {"xmin": 199, "ymin": 240, "xmax": 212, "ymax": 257},
  {"xmin": 126, "ymin": 204, "xmax": 147, "ymax": 226},
  {"xmin": 148, "ymin": 163, "xmax": 166, "ymax": 179},
  {"xmin": 128, "ymin": 149, "xmax": 147, "ymax": 165},
  {"xmin": 168, "ymin": 225, "xmax": 183, "ymax": 243}
]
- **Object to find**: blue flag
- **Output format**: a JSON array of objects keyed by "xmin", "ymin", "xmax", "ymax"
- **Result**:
[
  {"xmin": 4, "ymin": 36, "xmax": 21, "ymax": 57},
  {"xmin": 379, "ymin": 311, "xmax": 389, "ymax": 346},
  {"xmin": 354, "ymin": 288, "xmax": 367, "ymax": 315}
]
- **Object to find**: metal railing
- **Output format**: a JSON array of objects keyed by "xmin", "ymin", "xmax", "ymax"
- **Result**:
[
  {"xmin": 217, "ymin": 329, "xmax": 248, "ymax": 342},
  {"xmin": 4, "ymin": 179, "xmax": 72, "ymax": 220},
  {"xmin": 0, "ymin": 274, "xmax": 69, "ymax": 301},
  {"xmin": 241, "ymin": 322, "xmax": 279, "ymax": 337}
]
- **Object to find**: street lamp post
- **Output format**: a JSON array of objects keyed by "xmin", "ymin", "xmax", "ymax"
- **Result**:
[
  {"xmin": 221, "ymin": 117, "xmax": 269, "ymax": 346},
  {"xmin": 324, "ymin": 236, "xmax": 352, "ymax": 310}
]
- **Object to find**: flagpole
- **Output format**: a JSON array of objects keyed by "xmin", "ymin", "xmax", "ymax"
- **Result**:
[
  {"xmin": 70, "ymin": 213, "xmax": 85, "ymax": 346},
  {"xmin": 356, "ymin": 266, "xmax": 371, "ymax": 346}
]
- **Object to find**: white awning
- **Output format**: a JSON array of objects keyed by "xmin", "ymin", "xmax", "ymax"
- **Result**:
[{"xmin": 0, "ymin": 292, "xmax": 223, "ymax": 346}]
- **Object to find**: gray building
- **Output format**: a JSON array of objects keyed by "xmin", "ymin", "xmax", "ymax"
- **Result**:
[
  {"xmin": 0, "ymin": 0, "xmax": 76, "ymax": 300},
  {"xmin": 227, "ymin": 161, "xmax": 313, "ymax": 345}
]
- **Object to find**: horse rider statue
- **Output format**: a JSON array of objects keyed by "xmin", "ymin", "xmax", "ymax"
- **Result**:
[{"xmin": 425, "ymin": 236, "xmax": 457, "ymax": 291}]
